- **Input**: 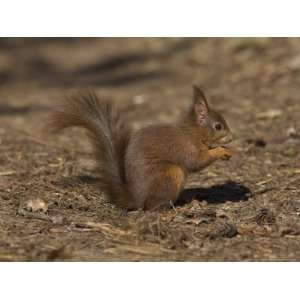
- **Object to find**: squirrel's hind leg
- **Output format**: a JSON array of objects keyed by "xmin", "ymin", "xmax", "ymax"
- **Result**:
[{"xmin": 144, "ymin": 165, "xmax": 186, "ymax": 211}]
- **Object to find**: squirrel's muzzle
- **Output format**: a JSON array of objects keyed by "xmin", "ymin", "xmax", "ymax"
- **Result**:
[{"xmin": 220, "ymin": 132, "xmax": 234, "ymax": 144}]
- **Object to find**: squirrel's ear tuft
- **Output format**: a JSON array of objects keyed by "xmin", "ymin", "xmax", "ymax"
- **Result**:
[{"xmin": 193, "ymin": 85, "xmax": 209, "ymax": 124}]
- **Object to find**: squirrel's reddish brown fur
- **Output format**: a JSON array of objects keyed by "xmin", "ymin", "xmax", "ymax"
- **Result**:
[{"xmin": 48, "ymin": 86, "xmax": 233, "ymax": 210}]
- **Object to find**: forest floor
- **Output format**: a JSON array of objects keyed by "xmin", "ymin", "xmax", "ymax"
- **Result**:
[{"xmin": 0, "ymin": 38, "xmax": 300, "ymax": 261}]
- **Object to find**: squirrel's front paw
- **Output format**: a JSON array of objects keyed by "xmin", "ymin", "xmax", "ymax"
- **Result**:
[{"xmin": 217, "ymin": 146, "xmax": 232, "ymax": 160}]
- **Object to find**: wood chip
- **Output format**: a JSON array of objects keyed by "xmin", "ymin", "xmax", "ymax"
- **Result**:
[
  {"xmin": 0, "ymin": 171, "xmax": 15, "ymax": 176},
  {"xmin": 257, "ymin": 109, "xmax": 282, "ymax": 119}
]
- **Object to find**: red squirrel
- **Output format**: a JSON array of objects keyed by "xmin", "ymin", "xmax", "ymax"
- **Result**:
[{"xmin": 48, "ymin": 85, "xmax": 233, "ymax": 210}]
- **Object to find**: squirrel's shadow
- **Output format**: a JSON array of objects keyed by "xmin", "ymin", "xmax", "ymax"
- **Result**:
[
  {"xmin": 73, "ymin": 177, "xmax": 251, "ymax": 205},
  {"xmin": 74, "ymin": 177, "xmax": 251, "ymax": 206},
  {"xmin": 177, "ymin": 181, "xmax": 251, "ymax": 206}
]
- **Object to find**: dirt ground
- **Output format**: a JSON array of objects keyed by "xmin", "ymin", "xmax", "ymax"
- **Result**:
[{"xmin": 0, "ymin": 38, "xmax": 299, "ymax": 261}]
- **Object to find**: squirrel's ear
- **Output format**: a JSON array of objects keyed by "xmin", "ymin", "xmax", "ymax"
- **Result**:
[{"xmin": 193, "ymin": 85, "xmax": 209, "ymax": 124}]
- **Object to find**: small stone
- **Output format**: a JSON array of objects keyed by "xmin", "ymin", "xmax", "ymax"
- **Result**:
[
  {"xmin": 132, "ymin": 94, "xmax": 147, "ymax": 105},
  {"xmin": 25, "ymin": 198, "xmax": 48, "ymax": 213},
  {"xmin": 190, "ymin": 199, "xmax": 201, "ymax": 208},
  {"xmin": 287, "ymin": 127, "xmax": 299, "ymax": 139}
]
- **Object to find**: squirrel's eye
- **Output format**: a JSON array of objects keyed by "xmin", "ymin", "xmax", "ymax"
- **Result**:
[{"xmin": 214, "ymin": 123, "xmax": 222, "ymax": 131}]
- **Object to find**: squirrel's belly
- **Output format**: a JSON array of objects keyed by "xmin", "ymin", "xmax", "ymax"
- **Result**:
[{"xmin": 125, "ymin": 160, "xmax": 187, "ymax": 210}]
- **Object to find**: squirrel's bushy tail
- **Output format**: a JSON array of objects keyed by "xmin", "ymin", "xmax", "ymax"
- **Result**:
[{"xmin": 48, "ymin": 92, "xmax": 133, "ymax": 209}]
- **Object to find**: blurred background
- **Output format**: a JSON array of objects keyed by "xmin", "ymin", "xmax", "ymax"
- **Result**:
[{"xmin": 1, "ymin": 38, "xmax": 300, "ymax": 128}]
